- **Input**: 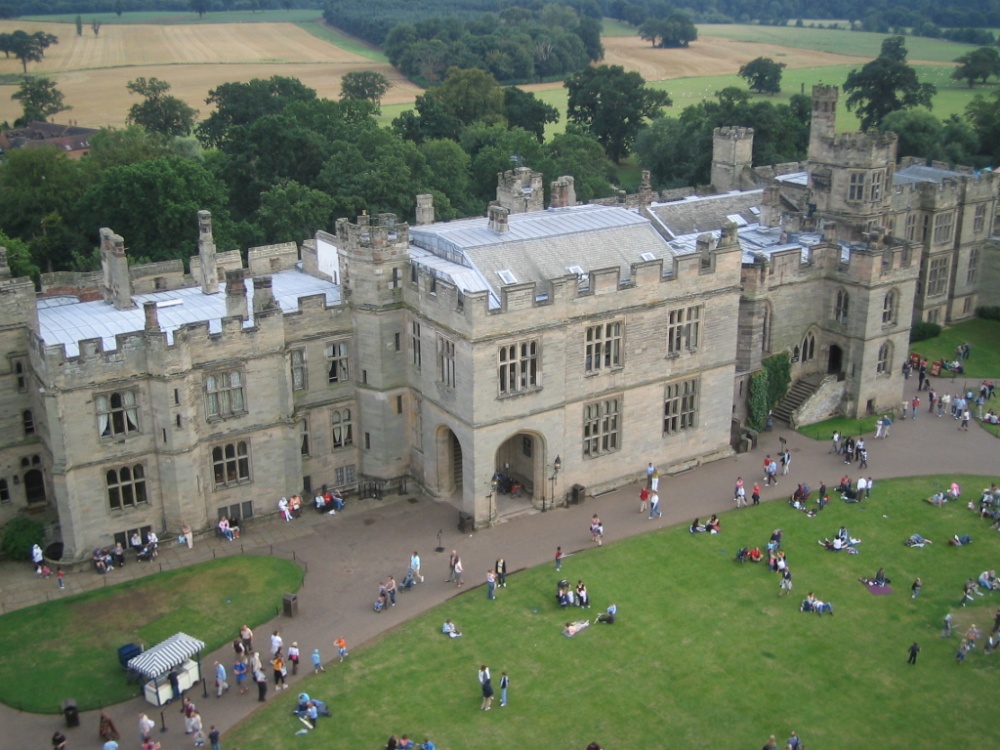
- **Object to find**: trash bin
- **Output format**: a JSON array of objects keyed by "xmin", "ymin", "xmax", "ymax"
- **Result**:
[
  {"xmin": 458, "ymin": 511, "xmax": 474, "ymax": 533},
  {"xmin": 118, "ymin": 643, "xmax": 142, "ymax": 669},
  {"xmin": 282, "ymin": 593, "xmax": 298, "ymax": 618},
  {"xmin": 571, "ymin": 484, "xmax": 586, "ymax": 504},
  {"xmin": 62, "ymin": 699, "xmax": 79, "ymax": 728}
]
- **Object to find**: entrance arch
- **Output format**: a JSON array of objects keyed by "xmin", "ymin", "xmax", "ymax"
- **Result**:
[
  {"xmin": 493, "ymin": 432, "xmax": 543, "ymax": 515},
  {"xmin": 827, "ymin": 344, "xmax": 843, "ymax": 375},
  {"xmin": 24, "ymin": 469, "xmax": 46, "ymax": 505},
  {"xmin": 434, "ymin": 427, "xmax": 463, "ymax": 497}
]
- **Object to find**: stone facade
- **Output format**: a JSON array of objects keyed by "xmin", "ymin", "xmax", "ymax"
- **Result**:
[{"xmin": 0, "ymin": 86, "xmax": 995, "ymax": 558}]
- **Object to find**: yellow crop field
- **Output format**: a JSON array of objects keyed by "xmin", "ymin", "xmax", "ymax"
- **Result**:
[{"xmin": 0, "ymin": 21, "xmax": 422, "ymax": 128}]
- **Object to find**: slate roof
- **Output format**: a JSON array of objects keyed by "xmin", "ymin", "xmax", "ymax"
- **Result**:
[
  {"xmin": 645, "ymin": 190, "xmax": 764, "ymax": 238},
  {"xmin": 409, "ymin": 204, "xmax": 676, "ymax": 308},
  {"xmin": 37, "ymin": 266, "xmax": 340, "ymax": 357},
  {"xmin": 893, "ymin": 164, "xmax": 961, "ymax": 187}
]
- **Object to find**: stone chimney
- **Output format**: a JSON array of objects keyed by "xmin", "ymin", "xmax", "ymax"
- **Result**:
[
  {"xmin": 225, "ymin": 268, "xmax": 248, "ymax": 320},
  {"xmin": 99, "ymin": 227, "xmax": 134, "ymax": 310},
  {"xmin": 415, "ymin": 194, "xmax": 435, "ymax": 225},
  {"xmin": 823, "ymin": 221, "xmax": 837, "ymax": 243},
  {"xmin": 0, "ymin": 247, "xmax": 10, "ymax": 280},
  {"xmin": 638, "ymin": 170, "xmax": 653, "ymax": 207},
  {"xmin": 197, "ymin": 210, "xmax": 219, "ymax": 295},
  {"xmin": 252, "ymin": 275, "xmax": 277, "ymax": 315},
  {"xmin": 143, "ymin": 301, "xmax": 160, "ymax": 332},
  {"xmin": 487, "ymin": 204, "xmax": 510, "ymax": 234},
  {"xmin": 759, "ymin": 184, "xmax": 782, "ymax": 228},
  {"xmin": 550, "ymin": 176, "xmax": 576, "ymax": 209}
]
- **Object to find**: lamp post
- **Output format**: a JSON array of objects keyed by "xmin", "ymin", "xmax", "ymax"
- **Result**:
[
  {"xmin": 546, "ymin": 455, "xmax": 562, "ymax": 512},
  {"xmin": 488, "ymin": 475, "xmax": 498, "ymax": 527}
]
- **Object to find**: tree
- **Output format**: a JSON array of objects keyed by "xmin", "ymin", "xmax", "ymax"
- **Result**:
[
  {"xmin": 738, "ymin": 57, "xmax": 786, "ymax": 94},
  {"xmin": 75, "ymin": 15, "xmax": 83, "ymax": 37},
  {"xmin": 92, "ymin": 20, "xmax": 102, "ymax": 36},
  {"xmin": 951, "ymin": 47, "xmax": 1000, "ymax": 88},
  {"xmin": 126, "ymin": 77, "xmax": 199, "ymax": 137},
  {"xmin": 0, "ymin": 229, "xmax": 39, "ymax": 280},
  {"xmin": 85, "ymin": 126, "xmax": 175, "ymax": 172},
  {"xmin": 113, "ymin": 0, "xmax": 124, "ymax": 17},
  {"xmin": 12, "ymin": 76, "xmax": 71, "ymax": 125},
  {"xmin": 880, "ymin": 109, "xmax": 978, "ymax": 165},
  {"xmin": 565, "ymin": 64, "xmax": 671, "ymax": 162},
  {"xmin": 9, "ymin": 30, "xmax": 59, "ymax": 73},
  {"xmin": 254, "ymin": 181, "xmax": 337, "ymax": 244},
  {"xmin": 638, "ymin": 13, "xmax": 697, "ymax": 48},
  {"xmin": 190, "ymin": 0, "xmax": 211, "ymax": 18},
  {"xmin": 196, "ymin": 76, "xmax": 317, "ymax": 148},
  {"xmin": 965, "ymin": 88, "xmax": 1000, "ymax": 162},
  {"xmin": 843, "ymin": 36, "xmax": 936, "ymax": 131},
  {"xmin": 339, "ymin": 71, "xmax": 391, "ymax": 112},
  {"xmin": 503, "ymin": 87, "xmax": 559, "ymax": 142}
]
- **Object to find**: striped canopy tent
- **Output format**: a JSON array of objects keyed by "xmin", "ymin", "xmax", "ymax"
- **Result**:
[{"xmin": 127, "ymin": 632, "xmax": 206, "ymax": 679}]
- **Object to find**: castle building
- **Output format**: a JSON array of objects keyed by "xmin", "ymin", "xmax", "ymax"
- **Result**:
[{"xmin": 0, "ymin": 86, "xmax": 994, "ymax": 559}]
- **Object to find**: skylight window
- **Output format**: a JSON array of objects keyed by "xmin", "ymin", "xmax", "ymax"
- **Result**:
[{"xmin": 497, "ymin": 270, "xmax": 517, "ymax": 285}]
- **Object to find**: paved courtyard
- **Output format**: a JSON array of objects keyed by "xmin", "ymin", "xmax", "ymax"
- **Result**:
[{"xmin": 2, "ymin": 381, "xmax": 998, "ymax": 747}]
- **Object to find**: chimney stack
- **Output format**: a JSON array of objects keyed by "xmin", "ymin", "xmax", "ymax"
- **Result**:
[
  {"xmin": 225, "ymin": 268, "xmax": 248, "ymax": 320},
  {"xmin": 550, "ymin": 176, "xmax": 576, "ymax": 209},
  {"xmin": 416, "ymin": 194, "xmax": 435, "ymax": 225},
  {"xmin": 198, "ymin": 210, "xmax": 219, "ymax": 294},
  {"xmin": 487, "ymin": 204, "xmax": 510, "ymax": 234},
  {"xmin": 99, "ymin": 227, "xmax": 135, "ymax": 310},
  {"xmin": 252, "ymin": 275, "xmax": 276, "ymax": 315},
  {"xmin": 143, "ymin": 301, "xmax": 160, "ymax": 332}
]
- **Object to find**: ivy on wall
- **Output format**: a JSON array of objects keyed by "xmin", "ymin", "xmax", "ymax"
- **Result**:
[
  {"xmin": 763, "ymin": 352, "xmax": 791, "ymax": 408},
  {"xmin": 748, "ymin": 370, "xmax": 770, "ymax": 431}
]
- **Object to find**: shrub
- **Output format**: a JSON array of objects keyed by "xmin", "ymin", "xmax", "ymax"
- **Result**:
[
  {"xmin": 763, "ymin": 352, "xmax": 791, "ymax": 409},
  {"xmin": 976, "ymin": 305, "xmax": 1000, "ymax": 322},
  {"xmin": 748, "ymin": 369, "xmax": 770, "ymax": 431},
  {"xmin": 909, "ymin": 321, "xmax": 942, "ymax": 343},
  {"xmin": 1, "ymin": 516, "xmax": 44, "ymax": 561}
]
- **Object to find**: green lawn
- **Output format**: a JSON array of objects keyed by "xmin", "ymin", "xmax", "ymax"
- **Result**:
[
  {"xmin": 224, "ymin": 476, "xmax": 1000, "ymax": 750},
  {"xmin": 796, "ymin": 415, "xmax": 883, "ymax": 441},
  {"xmin": 295, "ymin": 20, "xmax": 388, "ymax": 62},
  {"xmin": 911, "ymin": 318, "xmax": 1000, "ymax": 380},
  {"xmin": 0, "ymin": 555, "xmax": 302, "ymax": 713}
]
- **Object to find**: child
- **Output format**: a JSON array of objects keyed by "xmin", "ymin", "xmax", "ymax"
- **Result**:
[
  {"xmin": 311, "ymin": 648, "xmax": 325, "ymax": 674},
  {"xmin": 56, "ymin": 566, "xmax": 64, "ymax": 590},
  {"xmin": 499, "ymin": 671, "xmax": 510, "ymax": 707},
  {"xmin": 335, "ymin": 637, "xmax": 348, "ymax": 662},
  {"xmin": 288, "ymin": 642, "xmax": 300, "ymax": 675},
  {"xmin": 555, "ymin": 546, "xmax": 562, "ymax": 571}
]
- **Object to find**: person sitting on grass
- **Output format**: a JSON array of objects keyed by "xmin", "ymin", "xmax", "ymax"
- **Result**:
[
  {"xmin": 860, "ymin": 567, "xmax": 891, "ymax": 586},
  {"xmin": 813, "ymin": 597, "xmax": 834, "ymax": 616},
  {"xmin": 819, "ymin": 537, "xmax": 844, "ymax": 552},
  {"xmin": 595, "ymin": 603, "xmax": 617, "ymax": 624},
  {"xmin": 689, "ymin": 518, "xmax": 707, "ymax": 533},
  {"xmin": 562, "ymin": 620, "xmax": 590, "ymax": 637},
  {"xmin": 904, "ymin": 534, "xmax": 933, "ymax": 548},
  {"xmin": 948, "ymin": 534, "xmax": 973, "ymax": 546},
  {"xmin": 706, "ymin": 515, "xmax": 721, "ymax": 534},
  {"xmin": 748, "ymin": 547, "xmax": 763, "ymax": 563},
  {"xmin": 441, "ymin": 620, "xmax": 462, "ymax": 638}
]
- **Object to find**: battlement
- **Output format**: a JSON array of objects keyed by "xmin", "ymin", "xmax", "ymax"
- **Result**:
[
  {"xmin": 335, "ymin": 214, "xmax": 410, "ymax": 258},
  {"xmin": 811, "ymin": 130, "xmax": 897, "ymax": 167},
  {"xmin": 248, "ymin": 241, "xmax": 298, "ymax": 276}
]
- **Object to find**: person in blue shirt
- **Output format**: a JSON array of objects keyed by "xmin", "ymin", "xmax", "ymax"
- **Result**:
[
  {"xmin": 596, "ymin": 603, "xmax": 617, "ymax": 624},
  {"xmin": 420, "ymin": 739, "xmax": 436, "ymax": 750}
]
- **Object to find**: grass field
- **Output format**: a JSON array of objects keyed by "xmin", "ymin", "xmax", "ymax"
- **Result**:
[
  {"xmin": 223, "ymin": 475, "xmax": 1000, "ymax": 750},
  {"xmin": 23, "ymin": 10, "xmax": 326, "ymax": 24},
  {"xmin": 0, "ymin": 555, "xmax": 303, "ymax": 713},
  {"xmin": 797, "ymin": 415, "xmax": 883, "ymax": 441},
  {"xmin": 911, "ymin": 318, "xmax": 1000, "ymax": 380}
]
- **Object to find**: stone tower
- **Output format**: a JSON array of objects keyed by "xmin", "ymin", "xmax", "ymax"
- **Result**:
[
  {"xmin": 495, "ymin": 167, "xmax": 544, "ymax": 213},
  {"xmin": 99, "ymin": 228, "xmax": 134, "ymax": 310},
  {"xmin": 712, "ymin": 127, "xmax": 755, "ymax": 193},
  {"xmin": 808, "ymin": 84, "xmax": 839, "ymax": 157},
  {"xmin": 197, "ymin": 210, "xmax": 219, "ymax": 294},
  {"xmin": 336, "ymin": 213, "xmax": 411, "ymax": 486}
]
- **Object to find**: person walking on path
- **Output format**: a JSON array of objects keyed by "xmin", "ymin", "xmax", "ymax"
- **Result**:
[
  {"xmin": 751, "ymin": 482, "xmax": 761, "ymax": 506},
  {"xmin": 639, "ymin": 486, "xmax": 649, "ymax": 515},
  {"xmin": 335, "ymin": 637, "xmax": 348, "ymax": 662},
  {"xmin": 288, "ymin": 642, "xmax": 300, "ymax": 675},
  {"xmin": 778, "ymin": 567, "xmax": 793, "ymax": 597},
  {"xmin": 454, "ymin": 557, "xmax": 464, "ymax": 587},
  {"xmin": 208, "ymin": 727, "xmax": 220, "ymax": 750},
  {"xmin": 734, "ymin": 477, "xmax": 746, "ymax": 508},
  {"xmin": 214, "ymin": 661, "xmax": 229, "ymax": 697},
  {"xmin": 410, "ymin": 551, "xmax": 424, "ymax": 583},
  {"xmin": 646, "ymin": 463, "xmax": 655, "ymax": 489},
  {"xmin": 254, "ymin": 666, "xmax": 267, "ymax": 702},
  {"xmin": 56, "ymin": 566, "xmax": 64, "ymax": 590},
  {"xmin": 649, "ymin": 491, "xmax": 662, "ymax": 519},
  {"xmin": 907, "ymin": 641, "xmax": 920, "ymax": 664},
  {"xmin": 650, "ymin": 470, "xmax": 659, "ymax": 493},
  {"xmin": 269, "ymin": 630, "xmax": 282, "ymax": 657},
  {"xmin": 272, "ymin": 652, "xmax": 287, "ymax": 691},
  {"xmin": 911, "ymin": 396, "xmax": 920, "ymax": 420},
  {"xmin": 499, "ymin": 671, "xmax": 510, "ymax": 707},
  {"xmin": 781, "ymin": 449, "xmax": 791, "ymax": 475},
  {"xmin": 386, "ymin": 575, "xmax": 398, "ymax": 606},
  {"xmin": 590, "ymin": 514, "xmax": 604, "ymax": 546},
  {"xmin": 233, "ymin": 657, "xmax": 247, "ymax": 694},
  {"xmin": 311, "ymin": 648, "xmax": 325, "ymax": 674},
  {"xmin": 138, "ymin": 714, "xmax": 156, "ymax": 744},
  {"xmin": 831, "ymin": 431, "xmax": 841, "ymax": 454},
  {"xmin": 555, "ymin": 547, "xmax": 562, "ymax": 571},
  {"xmin": 240, "ymin": 625, "xmax": 253, "ymax": 654},
  {"xmin": 446, "ymin": 550, "xmax": 459, "ymax": 582}
]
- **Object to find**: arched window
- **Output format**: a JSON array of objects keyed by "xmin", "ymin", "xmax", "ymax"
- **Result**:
[
  {"xmin": 802, "ymin": 332, "xmax": 816, "ymax": 362},
  {"xmin": 834, "ymin": 290, "xmax": 849, "ymax": 324},
  {"xmin": 882, "ymin": 290, "xmax": 897, "ymax": 325},
  {"xmin": 877, "ymin": 341, "xmax": 892, "ymax": 375}
]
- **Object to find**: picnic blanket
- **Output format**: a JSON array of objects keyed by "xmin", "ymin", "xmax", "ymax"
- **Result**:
[{"xmin": 860, "ymin": 580, "xmax": 894, "ymax": 595}]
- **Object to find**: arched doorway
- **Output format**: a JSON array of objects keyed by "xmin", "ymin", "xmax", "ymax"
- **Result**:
[
  {"xmin": 434, "ymin": 426, "xmax": 464, "ymax": 498},
  {"xmin": 493, "ymin": 432, "xmax": 541, "ymax": 515},
  {"xmin": 827, "ymin": 344, "xmax": 843, "ymax": 375},
  {"xmin": 23, "ymin": 469, "xmax": 46, "ymax": 505}
]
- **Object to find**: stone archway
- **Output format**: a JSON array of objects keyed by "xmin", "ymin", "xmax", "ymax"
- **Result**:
[
  {"xmin": 24, "ymin": 469, "xmax": 46, "ymax": 505},
  {"xmin": 434, "ymin": 427, "xmax": 463, "ymax": 497},
  {"xmin": 493, "ymin": 431, "xmax": 544, "ymax": 515}
]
